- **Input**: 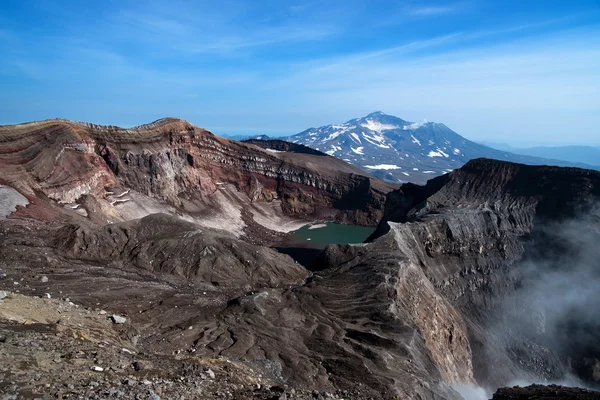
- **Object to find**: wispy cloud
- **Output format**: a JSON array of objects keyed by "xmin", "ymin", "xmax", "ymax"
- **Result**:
[
  {"xmin": 184, "ymin": 24, "xmax": 336, "ymax": 54},
  {"xmin": 408, "ymin": 6, "xmax": 455, "ymax": 16},
  {"xmin": 110, "ymin": 2, "xmax": 339, "ymax": 56}
]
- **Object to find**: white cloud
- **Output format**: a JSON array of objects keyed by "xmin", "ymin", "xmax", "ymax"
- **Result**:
[
  {"xmin": 365, "ymin": 164, "xmax": 401, "ymax": 170},
  {"xmin": 408, "ymin": 6, "xmax": 454, "ymax": 16}
]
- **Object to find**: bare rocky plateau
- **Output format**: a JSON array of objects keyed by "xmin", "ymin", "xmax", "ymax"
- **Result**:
[{"xmin": 0, "ymin": 118, "xmax": 599, "ymax": 399}]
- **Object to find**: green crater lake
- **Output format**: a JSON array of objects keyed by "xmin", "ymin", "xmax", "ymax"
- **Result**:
[{"xmin": 290, "ymin": 223, "xmax": 375, "ymax": 248}]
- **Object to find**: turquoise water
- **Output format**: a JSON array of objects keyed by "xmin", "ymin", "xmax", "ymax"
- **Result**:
[{"xmin": 290, "ymin": 223, "xmax": 375, "ymax": 247}]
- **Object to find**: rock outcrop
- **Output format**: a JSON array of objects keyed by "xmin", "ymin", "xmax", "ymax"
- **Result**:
[
  {"xmin": 492, "ymin": 384, "xmax": 600, "ymax": 399},
  {"xmin": 54, "ymin": 213, "xmax": 310, "ymax": 289}
]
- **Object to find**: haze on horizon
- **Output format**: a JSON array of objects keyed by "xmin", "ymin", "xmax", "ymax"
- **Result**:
[{"xmin": 0, "ymin": 0, "xmax": 599, "ymax": 146}]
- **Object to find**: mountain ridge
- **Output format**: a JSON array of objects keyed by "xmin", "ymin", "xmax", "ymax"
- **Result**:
[{"xmin": 481, "ymin": 142, "xmax": 600, "ymax": 167}]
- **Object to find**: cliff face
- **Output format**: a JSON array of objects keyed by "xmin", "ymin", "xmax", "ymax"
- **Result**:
[
  {"xmin": 0, "ymin": 118, "xmax": 394, "ymax": 236},
  {"xmin": 346, "ymin": 158, "xmax": 600, "ymax": 390}
]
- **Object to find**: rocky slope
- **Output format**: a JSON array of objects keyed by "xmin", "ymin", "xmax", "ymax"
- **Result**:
[
  {"xmin": 0, "ymin": 212, "xmax": 462, "ymax": 399},
  {"xmin": 0, "ymin": 291, "xmax": 350, "ymax": 400},
  {"xmin": 285, "ymin": 112, "xmax": 595, "ymax": 184},
  {"xmin": 320, "ymin": 158, "xmax": 600, "ymax": 392},
  {"xmin": 0, "ymin": 118, "xmax": 394, "ymax": 239},
  {"xmin": 2, "ymin": 130, "xmax": 599, "ymax": 399}
]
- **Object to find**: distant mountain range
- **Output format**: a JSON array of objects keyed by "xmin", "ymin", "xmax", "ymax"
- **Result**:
[
  {"xmin": 480, "ymin": 142, "xmax": 600, "ymax": 167},
  {"xmin": 281, "ymin": 111, "xmax": 598, "ymax": 183}
]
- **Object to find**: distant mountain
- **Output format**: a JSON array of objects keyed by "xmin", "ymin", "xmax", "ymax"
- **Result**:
[
  {"xmin": 284, "ymin": 111, "xmax": 597, "ymax": 183},
  {"xmin": 477, "ymin": 141, "xmax": 515, "ymax": 152},
  {"xmin": 482, "ymin": 143, "xmax": 600, "ymax": 168}
]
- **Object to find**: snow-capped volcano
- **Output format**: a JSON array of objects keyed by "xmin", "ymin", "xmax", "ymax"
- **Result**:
[
  {"xmin": 284, "ymin": 111, "xmax": 476, "ymax": 183},
  {"xmin": 284, "ymin": 111, "xmax": 583, "ymax": 184}
]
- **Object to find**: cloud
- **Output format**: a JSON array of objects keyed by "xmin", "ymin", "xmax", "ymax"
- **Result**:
[
  {"xmin": 485, "ymin": 205, "xmax": 600, "ymax": 388},
  {"xmin": 408, "ymin": 6, "xmax": 455, "ymax": 16},
  {"xmin": 107, "ymin": 1, "xmax": 338, "ymax": 56}
]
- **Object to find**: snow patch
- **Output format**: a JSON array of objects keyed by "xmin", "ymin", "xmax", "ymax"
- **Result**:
[
  {"xmin": 364, "ymin": 164, "xmax": 401, "ymax": 170},
  {"xmin": 361, "ymin": 132, "xmax": 391, "ymax": 148},
  {"xmin": 411, "ymin": 135, "xmax": 421, "ymax": 146},
  {"xmin": 265, "ymin": 148, "xmax": 283, "ymax": 153},
  {"xmin": 350, "ymin": 132, "xmax": 362, "ymax": 144},
  {"xmin": 324, "ymin": 131, "xmax": 342, "ymax": 142},
  {"xmin": 351, "ymin": 146, "xmax": 364, "ymax": 155},
  {"xmin": 331, "ymin": 124, "xmax": 350, "ymax": 131},
  {"xmin": 427, "ymin": 149, "xmax": 449, "ymax": 158},
  {"xmin": 453, "ymin": 148, "xmax": 461, "ymax": 155},
  {"xmin": 0, "ymin": 185, "xmax": 29, "ymax": 219},
  {"xmin": 325, "ymin": 145, "xmax": 342, "ymax": 155}
]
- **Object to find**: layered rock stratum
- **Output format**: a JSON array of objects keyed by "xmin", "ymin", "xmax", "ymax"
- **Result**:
[{"xmin": 0, "ymin": 118, "xmax": 393, "ymax": 240}]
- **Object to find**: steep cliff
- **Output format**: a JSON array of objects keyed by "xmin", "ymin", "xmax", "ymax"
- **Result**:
[{"xmin": 325, "ymin": 158, "xmax": 600, "ymax": 391}]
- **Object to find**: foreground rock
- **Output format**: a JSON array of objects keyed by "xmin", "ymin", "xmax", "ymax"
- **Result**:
[{"xmin": 0, "ymin": 293, "xmax": 342, "ymax": 399}]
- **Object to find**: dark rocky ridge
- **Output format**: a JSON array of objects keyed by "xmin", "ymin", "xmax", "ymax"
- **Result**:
[
  {"xmin": 242, "ymin": 138, "xmax": 328, "ymax": 156},
  {"xmin": 373, "ymin": 158, "xmax": 600, "ymax": 236},
  {"xmin": 54, "ymin": 213, "xmax": 310, "ymax": 289},
  {"xmin": 492, "ymin": 384, "xmax": 600, "ymax": 399}
]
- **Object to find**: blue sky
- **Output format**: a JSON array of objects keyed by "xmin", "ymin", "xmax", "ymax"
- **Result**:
[{"xmin": 1, "ymin": 0, "xmax": 599, "ymax": 145}]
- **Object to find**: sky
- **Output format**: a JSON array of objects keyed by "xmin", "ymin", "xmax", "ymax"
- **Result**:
[{"xmin": 0, "ymin": 0, "xmax": 599, "ymax": 146}]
